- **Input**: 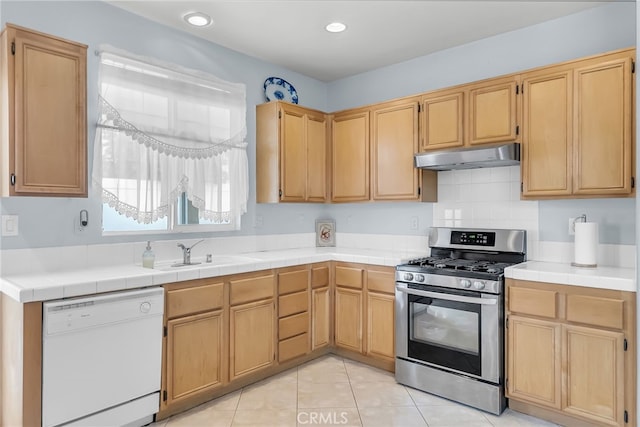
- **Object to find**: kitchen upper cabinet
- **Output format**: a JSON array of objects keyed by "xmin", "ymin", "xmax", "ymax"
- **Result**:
[
  {"xmin": 256, "ymin": 101, "xmax": 328, "ymax": 203},
  {"xmin": 421, "ymin": 89, "xmax": 464, "ymax": 150},
  {"xmin": 332, "ymin": 100, "xmax": 437, "ymax": 203},
  {"xmin": 521, "ymin": 68, "xmax": 573, "ymax": 197},
  {"xmin": 371, "ymin": 98, "xmax": 421, "ymax": 200},
  {"xmin": 506, "ymin": 279, "xmax": 635, "ymax": 427},
  {"xmin": 522, "ymin": 49, "xmax": 635, "ymax": 199},
  {"xmin": 467, "ymin": 77, "xmax": 519, "ymax": 146},
  {"xmin": 573, "ymin": 55, "xmax": 634, "ymax": 196},
  {"xmin": 331, "ymin": 109, "xmax": 370, "ymax": 202},
  {"xmin": 420, "ymin": 76, "xmax": 519, "ymax": 151},
  {"xmin": 0, "ymin": 24, "xmax": 87, "ymax": 197}
]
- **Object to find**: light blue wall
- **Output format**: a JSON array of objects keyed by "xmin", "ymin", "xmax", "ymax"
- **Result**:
[
  {"xmin": 327, "ymin": 2, "xmax": 636, "ymax": 244},
  {"xmin": 0, "ymin": 0, "xmax": 330, "ymax": 249},
  {"xmin": 0, "ymin": 1, "xmax": 635, "ymax": 249}
]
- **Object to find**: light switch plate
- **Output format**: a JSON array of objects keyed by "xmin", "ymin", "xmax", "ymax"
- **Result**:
[{"xmin": 1, "ymin": 215, "xmax": 19, "ymax": 236}]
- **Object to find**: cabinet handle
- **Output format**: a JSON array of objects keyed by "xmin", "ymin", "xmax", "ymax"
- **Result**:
[
  {"xmin": 10, "ymin": 174, "xmax": 15, "ymax": 186},
  {"xmin": 11, "ymin": 42, "xmax": 15, "ymax": 56}
]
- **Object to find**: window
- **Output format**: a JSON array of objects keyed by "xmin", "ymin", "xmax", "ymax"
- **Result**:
[{"xmin": 92, "ymin": 48, "xmax": 248, "ymax": 234}]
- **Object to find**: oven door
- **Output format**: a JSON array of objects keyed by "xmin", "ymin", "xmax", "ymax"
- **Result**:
[{"xmin": 395, "ymin": 282, "xmax": 502, "ymax": 384}]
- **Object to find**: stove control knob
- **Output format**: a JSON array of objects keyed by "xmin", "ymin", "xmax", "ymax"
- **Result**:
[
  {"xmin": 473, "ymin": 281, "xmax": 486, "ymax": 290},
  {"xmin": 460, "ymin": 279, "xmax": 472, "ymax": 288},
  {"xmin": 403, "ymin": 273, "xmax": 414, "ymax": 281},
  {"xmin": 415, "ymin": 274, "xmax": 425, "ymax": 282}
]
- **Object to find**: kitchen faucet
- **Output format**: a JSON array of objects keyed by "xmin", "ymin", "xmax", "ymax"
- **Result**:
[{"xmin": 177, "ymin": 239, "xmax": 204, "ymax": 265}]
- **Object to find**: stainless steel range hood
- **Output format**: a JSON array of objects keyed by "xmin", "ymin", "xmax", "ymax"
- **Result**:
[{"xmin": 414, "ymin": 143, "xmax": 520, "ymax": 171}]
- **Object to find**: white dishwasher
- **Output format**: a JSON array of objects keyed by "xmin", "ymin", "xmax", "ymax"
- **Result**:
[{"xmin": 42, "ymin": 287, "xmax": 164, "ymax": 427}]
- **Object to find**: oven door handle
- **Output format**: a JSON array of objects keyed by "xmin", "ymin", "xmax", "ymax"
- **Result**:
[{"xmin": 395, "ymin": 283, "xmax": 497, "ymax": 305}]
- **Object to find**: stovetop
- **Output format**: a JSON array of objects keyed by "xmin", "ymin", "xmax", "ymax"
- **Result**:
[
  {"xmin": 395, "ymin": 227, "xmax": 527, "ymax": 294},
  {"xmin": 405, "ymin": 256, "xmax": 513, "ymax": 277}
]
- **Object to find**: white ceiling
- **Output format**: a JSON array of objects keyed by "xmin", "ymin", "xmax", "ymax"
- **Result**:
[{"xmin": 106, "ymin": 1, "xmax": 610, "ymax": 82}]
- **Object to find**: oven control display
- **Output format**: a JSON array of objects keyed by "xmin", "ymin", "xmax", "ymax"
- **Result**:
[{"xmin": 450, "ymin": 231, "xmax": 496, "ymax": 246}]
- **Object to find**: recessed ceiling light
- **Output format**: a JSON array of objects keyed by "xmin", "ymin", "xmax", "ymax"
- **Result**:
[
  {"xmin": 184, "ymin": 12, "xmax": 213, "ymax": 27},
  {"xmin": 325, "ymin": 22, "xmax": 347, "ymax": 33}
]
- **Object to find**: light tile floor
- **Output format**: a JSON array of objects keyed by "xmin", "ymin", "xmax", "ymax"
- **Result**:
[{"xmin": 150, "ymin": 355, "xmax": 559, "ymax": 427}]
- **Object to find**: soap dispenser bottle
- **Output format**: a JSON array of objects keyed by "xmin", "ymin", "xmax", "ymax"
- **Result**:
[{"xmin": 142, "ymin": 241, "xmax": 155, "ymax": 269}]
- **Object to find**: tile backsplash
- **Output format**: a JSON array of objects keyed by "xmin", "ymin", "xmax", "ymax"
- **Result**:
[{"xmin": 433, "ymin": 166, "xmax": 540, "ymax": 258}]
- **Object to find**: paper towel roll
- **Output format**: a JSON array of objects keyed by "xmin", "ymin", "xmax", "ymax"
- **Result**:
[{"xmin": 573, "ymin": 222, "xmax": 598, "ymax": 267}]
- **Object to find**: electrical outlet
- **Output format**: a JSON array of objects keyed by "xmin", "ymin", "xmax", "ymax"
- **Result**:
[
  {"xmin": 254, "ymin": 215, "xmax": 263, "ymax": 228},
  {"xmin": 1, "ymin": 215, "xmax": 18, "ymax": 236},
  {"xmin": 568, "ymin": 217, "xmax": 578, "ymax": 235},
  {"xmin": 410, "ymin": 216, "xmax": 419, "ymax": 230}
]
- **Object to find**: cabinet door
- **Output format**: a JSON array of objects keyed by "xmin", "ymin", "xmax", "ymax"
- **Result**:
[
  {"xmin": 521, "ymin": 69, "xmax": 573, "ymax": 197},
  {"xmin": 230, "ymin": 299, "xmax": 275, "ymax": 380},
  {"xmin": 573, "ymin": 56, "xmax": 633, "ymax": 196},
  {"xmin": 468, "ymin": 78, "xmax": 519, "ymax": 146},
  {"xmin": 165, "ymin": 310, "xmax": 223, "ymax": 407},
  {"xmin": 306, "ymin": 111, "xmax": 327, "ymax": 202},
  {"xmin": 332, "ymin": 111, "xmax": 370, "ymax": 202},
  {"xmin": 564, "ymin": 325, "xmax": 625, "ymax": 426},
  {"xmin": 10, "ymin": 26, "xmax": 87, "ymax": 196},
  {"xmin": 371, "ymin": 100, "xmax": 420, "ymax": 200},
  {"xmin": 507, "ymin": 316, "xmax": 561, "ymax": 409},
  {"xmin": 366, "ymin": 292, "xmax": 394, "ymax": 361},
  {"xmin": 312, "ymin": 286, "xmax": 330, "ymax": 350},
  {"xmin": 421, "ymin": 91, "xmax": 464, "ymax": 150},
  {"xmin": 334, "ymin": 287, "xmax": 362, "ymax": 352},
  {"xmin": 280, "ymin": 105, "xmax": 306, "ymax": 201}
]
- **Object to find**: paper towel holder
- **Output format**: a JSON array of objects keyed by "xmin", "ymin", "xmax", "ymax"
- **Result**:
[
  {"xmin": 571, "ymin": 214, "xmax": 598, "ymax": 268},
  {"xmin": 573, "ymin": 214, "xmax": 587, "ymax": 226}
]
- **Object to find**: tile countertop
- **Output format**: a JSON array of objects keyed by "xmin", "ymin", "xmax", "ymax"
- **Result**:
[
  {"xmin": 504, "ymin": 261, "xmax": 636, "ymax": 292},
  {"xmin": 0, "ymin": 247, "xmax": 425, "ymax": 304}
]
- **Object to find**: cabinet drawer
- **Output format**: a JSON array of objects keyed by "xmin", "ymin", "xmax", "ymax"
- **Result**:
[
  {"xmin": 279, "ymin": 312, "xmax": 309, "ymax": 340},
  {"xmin": 278, "ymin": 269, "xmax": 309, "ymax": 295},
  {"xmin": 166, "ymin": 282, "xmax": 224, "ymax": 319},
  {"xmin": 509, "ymin": 287, "xmax": 557, "ymax": 319},
  {"xmin": 230, "ymin": 274, "xmax": 275, "ymax": 306},
  {"xmin": 278, "ymin": 333, "xmax": 309, "ymax": 362},
  {"xmin": 367, "ymin": 269, "xmax": 395, "ymax": 294},
  {"xmin": 279, "ymin": 291, "xmax": 308, "ymax": 318},
  {"xmin": 335, "ymin": 266, "xmax": 363, "ymax": 289},
  {"xmin": 311, "ymin": 266, "xmax": 330, "ymax": 289},
  {"xmin": 566, "ymin": 294, "xmax": 624, "ymax": 330}
]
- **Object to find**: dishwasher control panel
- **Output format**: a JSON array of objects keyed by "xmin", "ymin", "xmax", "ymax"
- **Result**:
[{"xmin": 43, "ymin": 287, "xmax": 164, "ymax": 336}]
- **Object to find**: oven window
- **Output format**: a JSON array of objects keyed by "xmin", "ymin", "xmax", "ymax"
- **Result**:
[
  {"xmin": 407, "ymin": 293, "xmax": 481, "ymax": 376},
  {"xmin": 412, "ymin": 304, "xmax": 479, "ymax": 354}
]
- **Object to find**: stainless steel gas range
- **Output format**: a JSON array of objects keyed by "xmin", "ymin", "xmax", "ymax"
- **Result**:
[{"xmin": 395, "ymin": 227, "xmax": 526, "ymax": 415}]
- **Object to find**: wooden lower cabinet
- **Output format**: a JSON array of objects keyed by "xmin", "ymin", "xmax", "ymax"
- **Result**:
[
  {"xmin": 564, "ymin": 325, "xmax": 625, "ymax": 425},
  {"xmin": 506, "ymin": 279, "xmax": 635, "ymax": 426},
  {"xmin": 366, "ymin": 292, "xmax": 395, "ymax": 361},
  {"xmin": 334, "ymin": 287, "xmax": 363, "ymax": 352},
  {"xmin": 165, "ymin": 311, "xmax": 224, "ymax": 406},
  {"xmin": 312, "ymin": 286, "xmax": 331, "ymax": 350},
  {"xmin": 230, "ymin": 299, "xmax": 276, "ymax": 380},
  {"xmin": 507, "ymin": 316, "xmax": 561, "ymax": 408}
]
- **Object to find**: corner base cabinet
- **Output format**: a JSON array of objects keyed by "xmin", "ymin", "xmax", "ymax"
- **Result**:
[{"xmin": 506, "ymin": 279, "xmax": 636, "ymax": 426}]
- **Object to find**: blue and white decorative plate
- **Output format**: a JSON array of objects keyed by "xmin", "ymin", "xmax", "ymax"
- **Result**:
[{"xmin": 264, "ymin": 77, "xmax": 299, "ymax": 104}]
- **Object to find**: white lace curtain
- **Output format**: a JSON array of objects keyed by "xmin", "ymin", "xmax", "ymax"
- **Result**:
[{"xmin": 92, "ymin": 47, "xmax": 248, "ymax": 224}]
